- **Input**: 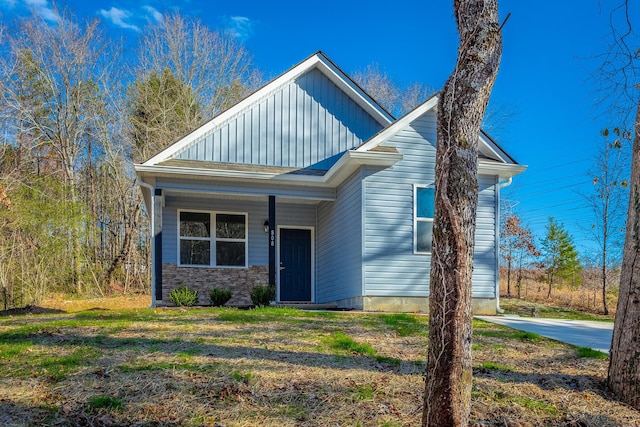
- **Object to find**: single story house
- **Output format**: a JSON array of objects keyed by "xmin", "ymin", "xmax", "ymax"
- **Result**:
[{"xmin": 135, "ymin": 51, "xmax": 525, "ymax": 314}]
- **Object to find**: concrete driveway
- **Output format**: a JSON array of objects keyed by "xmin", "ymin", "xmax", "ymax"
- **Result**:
[{"xmin": 474, "ymin": 315, "xmax": 614, "ymax": 354}]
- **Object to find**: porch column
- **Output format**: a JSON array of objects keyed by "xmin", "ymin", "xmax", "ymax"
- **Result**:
[
  {"xmin": 154, "ymin": 188, "xmax": 163, "ymax": 301},
  {"xmin": 268, "ymin": 195, "xmax": 276, "ymax": 286}
]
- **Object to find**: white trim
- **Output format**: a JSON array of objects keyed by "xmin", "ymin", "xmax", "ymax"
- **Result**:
[
  {"xmin": 276, "ymin": 225, "xmax": 315, "ymax": 303},
  {"xmin": 357, "ymin": 96, "xmax": 439, "ymax": 152},
  {"xmin": 177, "ymin": 209, "xmax": 249, "ymax": 268},
  {"xmin": 414, "ymin": 183, "xmax": 435, "ymax": 255},
  {"xmin": 494, "ymin": 177, "xmax": 501, "ymax": 308},
  {"xmin": 360, "ymin": 169, "xmax": 367, "ymax": 298},
  {"xmin": 134, "ymin": 150, "xmax": 402, "ymax": 188},
  {"xmin": 479, "ymin": 133, "xmax": 513, "ymax": 164},
  {"xmin": 143, "ymin": 52, "xmax": 393, "ymax": 166},
  {"xmin": 356, "ymin": 95, "xmax": 526, "ymax": 178},
  {"xmin": 478, "ymin": 161, "xmax": 526, "ymax": 180}
]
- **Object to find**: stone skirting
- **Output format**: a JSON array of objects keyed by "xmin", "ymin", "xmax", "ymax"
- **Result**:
[
  {"xmin": 161, "ymin": 264, "xmax": 268, "ymax": 306},
  {"xmin": 324, "ymin": 295, "xmax": 498, "ymax": 315}
]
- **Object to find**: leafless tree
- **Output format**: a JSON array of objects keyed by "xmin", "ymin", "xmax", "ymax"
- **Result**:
[
  {"xmin": 135, "ymin": 13, "xmax": 261, "ymax": 136},
  {"xmin": 500, "ymin": 214, "xmax": 539, "ymax": 298},
  {"xmin": 422, "ymin": 0, "xmax": 503, "ymax": 426},
  {"xmin": 353, "ymin": 63, "xmax": 434, "ymax": 117},
  {"xmin": 581, "ymin": 128, "xmax": 629, "ymax": 314}
]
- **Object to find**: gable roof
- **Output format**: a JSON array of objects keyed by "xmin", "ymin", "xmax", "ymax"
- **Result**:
[
  {"xmin": 142, "ymin": 51, "xmax": 395, "ymax": 167},
  {"xmin": 356, "ymin": 94, "xmax": 526, "ymax": 180}
]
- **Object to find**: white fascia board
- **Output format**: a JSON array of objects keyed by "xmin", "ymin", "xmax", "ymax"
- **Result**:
[
  {"xmin": 356, "ymin": 96, "xmax": 439, "ymax": 152},
  {"xmin": 314, "ymin": 58, "xmax": 394, "ymax": 126},
  {"xmin": 322, "ymin": 150, "xmax": 402, "ymax": 185},
  {"xmin": 478, "ymin": 161, "xmax": 527, "ymax": 180},
  {"xmin": 143, "ymin": 53, "xmax": 393, "ymax": 166},
  {"xmin": 135, "ymin": 163, "xmax": 324, "ymax": 185},
  {"xmin": 134, "ymin": 151, "xmax": 401, "ymax": 188},
  {"xmin": 479, "ymin": 133, "xmax": 515, "ymax": 165}
]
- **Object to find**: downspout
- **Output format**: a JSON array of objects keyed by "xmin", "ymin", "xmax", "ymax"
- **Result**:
[
  {"xmin": 138, "ymin": 180, "xmax": 156, "ymax": 308},
  {"xmin": 494, "ymin": 177, "xmax": 513, "ymax": 314}
]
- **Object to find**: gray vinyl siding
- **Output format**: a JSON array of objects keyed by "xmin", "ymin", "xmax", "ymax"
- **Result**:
[
  {"xmin": 175, "ymin": 68, "xmax": 383, "ymax": 169},
  {"xmin": 316, "ymin": 170, "xmax": 363, "ymax": 302},
  {"xmin": 161, "ymin": 196, "xmax": 316, "ymax": 267},
  {"xmin": 362, "ymin": 110, "xmax": 499, "ymax": 298}
]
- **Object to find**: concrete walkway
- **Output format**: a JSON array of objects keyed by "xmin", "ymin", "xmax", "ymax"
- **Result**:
[{"xmin": 475, "ymin": 315, "xmax": 614, "ymax": 354}]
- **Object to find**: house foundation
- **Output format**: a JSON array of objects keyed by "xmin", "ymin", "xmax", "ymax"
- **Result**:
[
  {"xmin": 327, "ymin": 295, "xmax": 498, "ymax": 315},
  {"xmin": 161, "ymin": 264, "xmax": 268, "ymax": 306}
]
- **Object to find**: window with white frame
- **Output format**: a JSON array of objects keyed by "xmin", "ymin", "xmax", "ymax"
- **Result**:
[
  {"xmin": 415, "ymin": 185, "xmax": 435, "ymax": 253},
  {"xmin": 179, "ymin": 211, "xmax": 247, "ymax": 267}
]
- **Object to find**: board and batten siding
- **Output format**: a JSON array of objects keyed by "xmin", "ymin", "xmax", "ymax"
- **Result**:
[
  {"xmin": 161, "ymin": 196, "xmax": 316, "ymax": 268},
  {"xmin": 174, "ymin": 68, "xmax": 383, "ymax": 169},
  {"xmin": 362, "ymin": 110, "xmax": 499, "ymax": 299},
  {"xmin": 316, "ymin": 170, "xmax": 363, "ymax": 303}
]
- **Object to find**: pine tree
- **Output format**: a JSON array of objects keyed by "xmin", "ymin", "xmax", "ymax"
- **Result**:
[{"xmin": 541, "ymin": 217, "xmax": 582, "ymax": 297}]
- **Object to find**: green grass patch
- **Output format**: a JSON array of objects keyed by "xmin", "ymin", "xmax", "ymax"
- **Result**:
[
  {"xmin": 576, "ymin": 347, "xmax": 608, "ymax": 359},
  {"xmin": 474, "ymin": 326, "xmax": 543, "ymax": 342},
  {"xmin": 43, "ymin": 347, "xmax": 99, "ymax": 377},
  {"xmin": 216, "ymin": 306, "xmax": 305, "ymax": 323},
  {"xmin": 381, "ymin": 313, "xmax": 427, "ymax": 336},
  {"xmin": 479, "ymin": 361, "xmax": 513, "ymax": 372},
  {"xmin": 231, "ymin": 370, "xmax": 253, "ymax": 384},
  {"xmin": 512, "ymin": 396, "xmax": 558, "ymax": 416},
  {"xmin": 325, "ymin": 331, "xmax": 376, "ymax": 357},
  {"xmin": 0, "ymin": 341, "xmax": 33, "ymax": 358},
  {"xmin": 87, "ymin": 395, "xmax": 123, "ymax": 410},
  {"xmin": 353, "ymin": 384, "xmax": 375, "ymax": 400},
  {"xmin": 375, "ymin": 355, "xmax": 402, "ymax": 366},
  {"xmin": 513, "ymin": 330, "xmax": 543, "ymax": 341}
]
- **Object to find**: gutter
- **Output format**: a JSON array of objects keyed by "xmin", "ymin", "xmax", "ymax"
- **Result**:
[{"xmin": 137, "ymin": 180, "xmax": 157, "ymax": 309}]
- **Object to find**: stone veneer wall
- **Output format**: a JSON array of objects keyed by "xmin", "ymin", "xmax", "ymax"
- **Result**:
[{"xmin": 162, "ymin": 264, "xmax": 268, "ymax": 306}]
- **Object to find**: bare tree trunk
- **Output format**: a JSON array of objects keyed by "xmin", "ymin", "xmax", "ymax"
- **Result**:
[
  {"xmin": 506, "ymin": 258, "xmax": 511, "ymax": 297},
  {"xmin": 602, "ymin": 242, "xmax": 608, "ymax": 315},
  {"xmin": 422, "ymin": 1, "xmax": 502, "ymax": 426},
  {"xmin": 608, "ymin": 103, "xmax": 640, "ymax": 409}
]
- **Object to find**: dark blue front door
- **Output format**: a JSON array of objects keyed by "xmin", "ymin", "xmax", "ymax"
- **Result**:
[{"xmin": 279, "ymin": 228, "xmax": 312, "ymax": 302}]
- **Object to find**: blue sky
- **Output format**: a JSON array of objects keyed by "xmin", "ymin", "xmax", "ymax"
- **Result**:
[{"xmin": 1, "ymin": 0, "xmax": 638, "ymax": 259}]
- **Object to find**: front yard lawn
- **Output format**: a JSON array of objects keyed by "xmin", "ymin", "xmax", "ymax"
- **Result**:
[{"xmin": 0, "ymin": 307, "xmax": 637, "ymax": 426}]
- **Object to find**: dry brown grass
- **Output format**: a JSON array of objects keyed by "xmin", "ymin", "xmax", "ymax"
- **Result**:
[
  {"xmin": 39, "ymin": 293, "xmax": 150, "ymax": 312},
  {"xmin": 0, "ymin": 301, "xmax": 638, "ymax": 426},
  {"xmin": 500, "ymin": 275, "xmax": 618, "ymax": 318}
]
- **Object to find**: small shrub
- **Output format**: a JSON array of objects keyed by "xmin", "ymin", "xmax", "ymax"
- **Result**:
[
  {"xmin": 169, "ymin": 286, "xmax": 198, "ymax": 307},
  {"xmin": 250, "ymin": 285, "xmax": 275, "ymax": 307},
  {"xmin": 209, "ymin": 288, "xmax": 232, "ymax": 307}
]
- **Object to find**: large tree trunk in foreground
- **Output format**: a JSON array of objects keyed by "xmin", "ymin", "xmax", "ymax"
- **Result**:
[
  {"xmin": 608, "ymin": 104, "xmax": 640, "ymax": 409},
  {"xmin": 422, "ymin": 1, "xmax": 502, "ymax": 426}
]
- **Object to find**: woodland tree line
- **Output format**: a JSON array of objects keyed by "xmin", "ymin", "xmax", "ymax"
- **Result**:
[
  {"xmin": 0, "ymin": 11, "xmax": 262, "ymax": 309},
  {"xmin": 0, "ymin": 9, "xmax": 430, "ymax": 310}
]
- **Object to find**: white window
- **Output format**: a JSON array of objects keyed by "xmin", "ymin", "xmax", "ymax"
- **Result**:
[
  {"xmin": 178, "ymin": 211, "xmax": 247, "ymax": 267},
  {"xmin": 415, "ymin": 185, "xmax": 435, "ymax": 253}
]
